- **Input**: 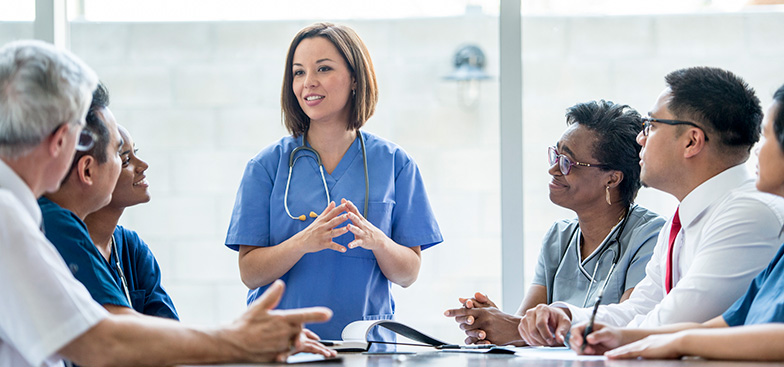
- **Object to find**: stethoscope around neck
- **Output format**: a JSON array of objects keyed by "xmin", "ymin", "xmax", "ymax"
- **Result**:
[
  {"xmin": 110, "ymin": 235, "xmax": 132, "ymax": 306},
  {"xmin": 562, "ymin": 204, "xmax": 633, "ymax": 307},
  {"xmin": 283, "ymin": 130, "xmax": 369, "ymax": 221}
]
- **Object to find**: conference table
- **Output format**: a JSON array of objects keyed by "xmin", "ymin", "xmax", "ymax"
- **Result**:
[{"xmin": 194, "ymin": 348, "xmax": 784, "ymax": 366}]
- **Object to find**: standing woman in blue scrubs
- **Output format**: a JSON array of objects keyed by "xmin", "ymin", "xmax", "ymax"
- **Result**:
[{"xmin": 225, "ymin": 22, "xmax": 443, "ymax": 341}]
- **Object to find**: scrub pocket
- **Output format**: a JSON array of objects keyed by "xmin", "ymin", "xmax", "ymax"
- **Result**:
[
  {"xmin": 366, "ymin": 201, "xmax": 394, "ymax": 237},
  {"xmin": 364, "ymin": 313, "xmax": 396, "ymax": 352}
]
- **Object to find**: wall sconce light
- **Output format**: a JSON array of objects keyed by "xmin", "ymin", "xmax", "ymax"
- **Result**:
[{"xmin": 443, "ymin": 44, "xmax": 491, "ymax": 108}]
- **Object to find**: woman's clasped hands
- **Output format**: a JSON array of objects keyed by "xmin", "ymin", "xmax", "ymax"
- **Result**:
[{"xmin": 298, "ymin": 198, "xmax": 384, "ymax": 254}]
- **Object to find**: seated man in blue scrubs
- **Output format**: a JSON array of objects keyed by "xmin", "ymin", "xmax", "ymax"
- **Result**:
[
  {"xmin": 40, "ymin": 83, "xmax": 138, "ymax": 315},
  {"xmin": 83, "ymin": 121, "xmax": 177, "ymax": 319}
]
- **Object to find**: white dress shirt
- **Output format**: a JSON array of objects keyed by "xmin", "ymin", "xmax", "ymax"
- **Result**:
[
  {"xmin": 553, "ymin": 164, "xmax": 784, "ymax": 327},
  {"xmin": 0, "ymin": 159, "xmax": 107, "ymax": 367}
]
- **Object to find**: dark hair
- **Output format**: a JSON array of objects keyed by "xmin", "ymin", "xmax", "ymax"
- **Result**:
[
  {"xmin": 773, "ymin": 84, "xmax": 784, "ymax": 150},
  {"xmin": 61, "ymin": 83, "xmax": 111, "ymax": 182},
  {"xmin": 665, "ymin": 67, "xmax": 762, "ymax": 151},
  {"xmin": 281, "ymin": 22, "xmax": 378, "ymax": 137},
  {"xmin": 566, "ymin": 100, "xmax": 643, "ymax": 207}
]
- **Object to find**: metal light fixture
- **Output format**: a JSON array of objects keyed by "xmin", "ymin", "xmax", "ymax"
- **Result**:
[{"xmin": 444, "ymin": 44, "xmax": 491, "ymax": 108}]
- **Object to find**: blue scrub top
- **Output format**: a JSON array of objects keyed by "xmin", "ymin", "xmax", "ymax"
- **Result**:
[
  {"xmin": 113, "ymin": 225, "xmax": 179, "ymax": 320},
  {"xmin": 39, "ymin": 197, "xmax": 130, "ymax": 308},
  {"xmin": 225, "ymin": 131, "xmax": 443, "ymax": 340},
  {"xmin": 723, "ymin": 242, "xmax": 784, "ymax": 326}
]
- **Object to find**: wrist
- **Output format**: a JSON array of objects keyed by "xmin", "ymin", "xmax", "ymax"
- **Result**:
[
  {"xmin": 290, "ymin": 230, "xmax": 312, "ymax": 256},
  {"xmin": 553, "ymin": 305, "xmax": 572, "ymax": 320},
  {"xmin": 672, "ymin": 330, "xmax": 693, "ymax": 356},
  {"xmin": 210, "ymin": 326, "xmax": 247, "ymax": 363},
  {"xmin": 370, "ymin": 233, "xmax": 391, "ymax": 252}
]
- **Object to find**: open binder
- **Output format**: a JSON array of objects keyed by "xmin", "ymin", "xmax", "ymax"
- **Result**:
[{"xmin": 319, "ymin": 320, "xmax": 514, "ymax": 354}]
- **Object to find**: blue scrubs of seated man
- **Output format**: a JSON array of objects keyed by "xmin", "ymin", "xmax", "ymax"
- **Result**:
[
  {"xmin": 445, "ymin": 100, "xmax": 664, "ymax": 346},
  {"xmin": 225, "ymin": 22, "xmax": 443, "ymax": 342},
  {"xmin": 39, "ymin": 83, "xmax": 132, "ymax": 311},
  {"xmin": 567, "ymin": 84, "xmax": 784, "ymax": 362},
  {"xmin": 84, "ymin": 125, "xmax": 177, "ymax": 319}
]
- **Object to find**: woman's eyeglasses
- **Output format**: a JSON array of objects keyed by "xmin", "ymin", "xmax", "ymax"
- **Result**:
[{"xmin": 548, "ymin": 146, "xmax": 609, "ymax": 175}]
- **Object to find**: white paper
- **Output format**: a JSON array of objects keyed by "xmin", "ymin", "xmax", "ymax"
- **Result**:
[
  {"xmin": 341, "ymin": 320, "xmax": 380, "ymax": 341},
  {"xmin": 511, "ymin": 346, "xmax": 607, "ymax": 361}
]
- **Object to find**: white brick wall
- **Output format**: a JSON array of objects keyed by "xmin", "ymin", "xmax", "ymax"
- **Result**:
[{"xmin": 3, "ymin": 10, "xmax": 783, "ymax": 344}]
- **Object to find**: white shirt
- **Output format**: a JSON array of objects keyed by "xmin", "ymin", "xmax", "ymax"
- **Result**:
[
  {"xmin": 554, "ymin": 164, "xmax": 784, "ymax": 327},
  {"xmin": 0, "ymin": 159, "xmax": 107, "ymax": 367}
]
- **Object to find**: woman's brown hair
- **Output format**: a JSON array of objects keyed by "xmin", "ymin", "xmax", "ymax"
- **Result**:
[{"xmin": 281, "ymin": 22, "xmax": 378, "ymax": 137}]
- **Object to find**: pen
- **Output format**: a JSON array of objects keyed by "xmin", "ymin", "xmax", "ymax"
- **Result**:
[
  {"xmin": 436, "ymin": 344, "xmax": 497, "ymax": 349},
  {"xmin": 580, "ymin": 262, "xmax": 615, "ymax": 354},
  {"xmin": 580, "ymin": 292, "xmax": 602, "ymax": 353}
]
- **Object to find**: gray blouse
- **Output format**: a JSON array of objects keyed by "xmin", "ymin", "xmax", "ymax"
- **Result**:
[{"xmin": 532, "ymin": 204, "xmax": 665, "ymax": 308}]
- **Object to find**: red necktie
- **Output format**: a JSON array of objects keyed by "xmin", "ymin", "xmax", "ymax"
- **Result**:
[{"xmin": 665, "ymin": 208, "xmax": 681, "ymax": 294}]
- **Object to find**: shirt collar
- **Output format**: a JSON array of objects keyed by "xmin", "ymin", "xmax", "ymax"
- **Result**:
[
  {"xmin": 679, "ymin": 164, "xmax": 752, "ymax": 228},
  {"xmin": 0, "ymin": 158, "xmax": 42, "ymax": 227}
]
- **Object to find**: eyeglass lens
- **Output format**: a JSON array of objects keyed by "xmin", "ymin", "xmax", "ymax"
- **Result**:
[
  {"xmin": 548, "ymin": 147, "xmax": 571, "ymax": 175},
  {"xmin": 642, "ymin": 120, "xmax": 651, "ymax": 136}
]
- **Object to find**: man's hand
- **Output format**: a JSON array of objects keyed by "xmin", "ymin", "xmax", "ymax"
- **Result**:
[
  {"xmin": 567, "ymin": 321, "xmax": 623, "ymax": 355},
  {"xmin": 290, "ymin": 329, "xmax": 337, "ymax": 360},
  {"xmin": 518, "ymin": 305, "xmax": 571, "ymax": 346},
  {"xmin": 230, "ymin": 280, "xmax": 334, "ymax": 362}
]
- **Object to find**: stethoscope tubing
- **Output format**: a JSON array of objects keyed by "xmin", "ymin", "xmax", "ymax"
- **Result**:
[
  {"xmin": 111, "ymin": 235, "xmax": 132, "ymax": 306},
  {"xmin": 284, "ymin": 131, "xmax": 368, "ymax": 220},
  {"xmin": 561, "ymin": 205, "xmax": 633, "ymax": 307}
]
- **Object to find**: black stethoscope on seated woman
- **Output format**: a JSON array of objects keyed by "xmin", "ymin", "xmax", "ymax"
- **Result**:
[
  {"xmin": 109, "ymin": 235, "xmax": 133, "ymax": 306},
  {"xmin": 559, "ymin": 204, "xmax": 633, "ymax": 307},
  {"xmin": 284, "ymin": 130, "xmax": 369, "ymax": 221}
]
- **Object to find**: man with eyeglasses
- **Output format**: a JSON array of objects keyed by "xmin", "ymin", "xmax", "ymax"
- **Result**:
[
  {"xmin": 37, "ymin": 82, "xmax": 143, "ymax": 320},
  {"xmin": 0, "ymin": 40, "xmax": 335, "ymax": 367},
  {"xmin": 518, "ymin": 66, "xmax": 784, "ymax": 347}
]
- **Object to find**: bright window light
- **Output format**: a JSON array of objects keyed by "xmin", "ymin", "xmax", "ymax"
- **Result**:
[
  {"xmin": 0, "ymin": 0, "xmax": 766, "ymax": 22},
  {"xmin": 0, "ymin": 1, "xmax": 35, "ymax": 21}
]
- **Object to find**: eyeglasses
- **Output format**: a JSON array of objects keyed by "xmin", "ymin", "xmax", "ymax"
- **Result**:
[
  {"xmin": 48, "ymin": 123, "xmax": 96, "ymax": 152},
  {"xmin": 641, "ymin": 117, "xmax": 709, "ymax": 141},
  {"xmin": 75, "ymin": 129, "xmax": 96, "ymax": 152},
  {"xmin": 548, "ymin": 146, "xmax": 609, "ymax": 175}
]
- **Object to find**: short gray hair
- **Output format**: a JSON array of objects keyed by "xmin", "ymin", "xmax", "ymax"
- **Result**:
[{"xmin": 0, "ymin": 40, "xmax": 98, "ymax": 158}]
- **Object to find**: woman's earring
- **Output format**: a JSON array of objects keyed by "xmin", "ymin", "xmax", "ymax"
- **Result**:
[
  {"xmin": 352, "ymin": 89, "xmax": 356, "ymax": 98},
  {"xmin": 606, "ymin": 185, "xmax": 612, "ymax": 205}
]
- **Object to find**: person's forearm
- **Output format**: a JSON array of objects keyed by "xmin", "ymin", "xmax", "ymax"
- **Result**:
[
  {"xmin": 620, "ymin": 318, "xmax": 723, "ymax": 346},
  {"xmin": 62, "ymin": 315, "xmax": 266, "ymax": 366},
  {"xmin": 239, "ymin": 239, "xmax": 306, "ymax": 289},
  {"xmin": 677, "ymin": 324, "xmax": 784, "ymax": 361},
  {"xmin": 515, "ymin": 285, "xmax": 548, "ymax": 316},
  {"xmin": 373, "ymin": 241, "xmax": 421, "ymax": 287}
]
